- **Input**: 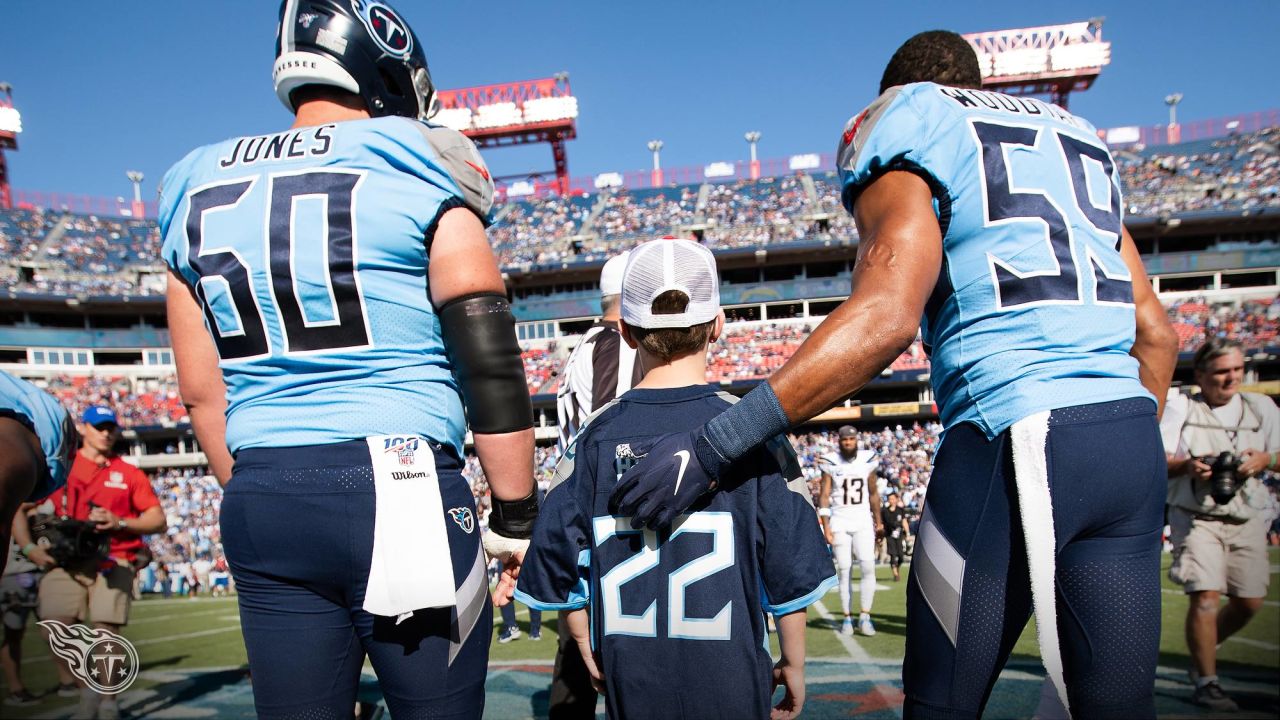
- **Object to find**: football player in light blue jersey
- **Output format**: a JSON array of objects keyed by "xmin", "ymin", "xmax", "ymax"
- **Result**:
[
  {"xmin": 611, "ymin": 31, "xmax": 1179, "ymax": 719},
  {"xmin": 160, "ymin": 2, "xmax": 536, "ymax": 717},
  {"xmin": 0, "ymin": 371, "xmax": 76, "ymax": 575}
]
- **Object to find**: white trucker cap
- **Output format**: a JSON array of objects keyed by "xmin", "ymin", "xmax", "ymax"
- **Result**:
[
  {"xmin": 599, "ymin": 251, "xmax": 630, "ymax": 297},
  {"xmin": 620, "ymin": 238, "xmax": 720, "ymax": 330}
]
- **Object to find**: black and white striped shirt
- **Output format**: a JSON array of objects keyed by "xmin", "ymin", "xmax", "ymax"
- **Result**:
[{"xmin": 556, "ymin": 320, "xmax": 640, "ymax": 451}]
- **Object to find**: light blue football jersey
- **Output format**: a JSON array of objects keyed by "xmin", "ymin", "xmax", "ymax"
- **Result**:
[
  {"xmin": 838, "ymin": 83, "xmax": 1151, "ymax": 438},
  {"xmin": 0, "ymin": 370, "xmax": 75, "ymax": 496},
  {"xmin": 158, "ymin": 117, "xmax": 495, "ymax": 455}
]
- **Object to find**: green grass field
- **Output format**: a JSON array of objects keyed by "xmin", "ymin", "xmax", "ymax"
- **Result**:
[{"xmin": 2, "ymin": 550, "xmax": 1276, "ymax": 718}]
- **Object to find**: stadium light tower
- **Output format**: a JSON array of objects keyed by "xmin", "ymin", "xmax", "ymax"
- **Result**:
[
  {"xmin": 744, "ymin": 131, "xmax": 762, "ymax": 180},
  {"xmin": 648, "ymin": 140, "xmax": 664, "ymax": 187},
  {"xmin": 0, "ymin": 82, "xmax": 20, "ymax": 211},
  {"xmin": 1165, "ymin": 93, "xmax": 1184, "ymax": 144},
  {"xmin": 126, "ymin": 170, "xmax": 145, "ymax": 217}
]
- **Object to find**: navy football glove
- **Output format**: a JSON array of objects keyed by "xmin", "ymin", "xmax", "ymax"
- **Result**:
[{"xmin": 609, "ymin": 429, "xmax": 731, "ymax": 530}]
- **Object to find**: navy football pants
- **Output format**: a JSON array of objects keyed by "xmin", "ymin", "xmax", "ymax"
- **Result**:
[
  {"xmin": 221, "ymin": 441, "xmax": 491, "ymax": 719},
  {"xmin": 904, "ymin": 398, "xmax": 1165, "ymax": 719}
]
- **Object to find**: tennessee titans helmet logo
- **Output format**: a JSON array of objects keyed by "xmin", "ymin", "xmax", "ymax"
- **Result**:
[
  {"xmin": 448, "ymin": 507, "xmax": 475, "ymax": 534},
  {"xmin": 351, "ymin": 0, "xmax": 412, "ymax": 57}
]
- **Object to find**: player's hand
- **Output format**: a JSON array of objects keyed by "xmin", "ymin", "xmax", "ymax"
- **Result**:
[
  {"xmin": 483, "ymin": 530, "xmax": 530, "ymax": 607},
  {"xmin": 1237, "ymin": 449, "xmax": 1269, "ymax": 478},
  {"xmin": 771, "ymin": 658, "xmax": 805, "ymax": 720},
  {"xmin": 823, "ymin": 527, "xmax": 834, "ymax": 546},
  {"xmin": 610, "ymin": 430, "xmax": 723, "ymax": 530},
  {"xmin": 875, "ymin": 522, "xmax": 885, "ymax": 540}
]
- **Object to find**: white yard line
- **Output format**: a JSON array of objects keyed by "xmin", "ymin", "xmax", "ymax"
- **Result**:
[{"xmin": 810, "ymin": 598, "xmax": 903, "ymax": 716}]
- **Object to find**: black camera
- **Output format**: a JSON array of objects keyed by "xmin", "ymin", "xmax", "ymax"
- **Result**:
[
  {"xmin": 30, "ymin": 515, "xmax": 110, "ymax": 566},
  {"xmin": 1206, "ymin": 451, "xmax": 1242, "ymax": 506}
]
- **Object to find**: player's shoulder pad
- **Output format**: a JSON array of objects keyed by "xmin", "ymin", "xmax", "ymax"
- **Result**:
[
  {"xmin": 413, "ymin": 123, "xmax": 495, "ymax": 225},
  {"xmin": 835, "ymin": 85, "xmax": 909, "ymax": 184}
]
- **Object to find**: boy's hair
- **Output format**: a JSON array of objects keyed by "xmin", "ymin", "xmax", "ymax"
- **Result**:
[
  {"xmin": 879, "ymin": 30, "xmax": 983, "ymax": 95},
  {"xmin": 623, "ymin": 290, "xmax": 714, "ymax": 362}
]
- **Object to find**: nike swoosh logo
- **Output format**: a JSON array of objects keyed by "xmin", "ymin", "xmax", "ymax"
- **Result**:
[{"xmin": 673, "ymin": 450, "xmax": 691, "ymax": 496}]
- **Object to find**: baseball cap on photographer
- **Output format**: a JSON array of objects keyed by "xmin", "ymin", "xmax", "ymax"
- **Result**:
[
  {"xmin": 621, "ymin": 238, "xmax": 720, "ymax": 330},
  {"xmin": 82, "ymin": 406, "xmax": 117, "ymax": 426},
  {"xmin": 599, "ymin": 251, "xmax": 630, "ymax": 297}
]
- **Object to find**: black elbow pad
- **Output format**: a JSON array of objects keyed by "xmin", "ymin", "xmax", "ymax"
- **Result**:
[{"xmin": 438, "ymin": 293, "xmax": 534, "ymax": 434}]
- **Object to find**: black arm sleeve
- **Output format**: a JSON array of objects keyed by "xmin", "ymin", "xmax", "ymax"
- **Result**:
[{"xmin": 437, "ymin": 292, "xmax": 534, "ymax": 434}]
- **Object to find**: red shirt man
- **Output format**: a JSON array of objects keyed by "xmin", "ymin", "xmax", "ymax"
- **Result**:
[{"xmin": 35, "ymin": 405, "xmax": 166, "ymax": 706}]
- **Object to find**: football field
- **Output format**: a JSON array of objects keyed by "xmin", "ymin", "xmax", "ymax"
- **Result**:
[{"xmin": 3, "ymin": 550, "xmax": 1276, "ymax": 718}]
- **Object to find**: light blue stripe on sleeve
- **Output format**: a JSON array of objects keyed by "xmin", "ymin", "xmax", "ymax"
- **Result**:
[{"xmin": 765, "ymin": 574, "xmax": 837, "ymax": 616}]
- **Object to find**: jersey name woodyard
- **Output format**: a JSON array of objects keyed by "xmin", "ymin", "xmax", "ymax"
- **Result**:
[
  {"xmin": 218, "ymin": 124, "xmax": 336, "ymax": 168},
  {"xmin": 936, "ymin": 87, "xmax": 1089, "ymax": 129}
]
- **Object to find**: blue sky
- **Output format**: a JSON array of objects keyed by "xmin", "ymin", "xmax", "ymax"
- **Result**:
[{"xmin": 1, "ymin": 1, "xmax": 1276, "ymax": 200}]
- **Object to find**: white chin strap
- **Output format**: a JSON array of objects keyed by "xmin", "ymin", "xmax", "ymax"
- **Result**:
[{"xmin": 273, "ymin": 51, "xmax": 361, "ymax": 112}]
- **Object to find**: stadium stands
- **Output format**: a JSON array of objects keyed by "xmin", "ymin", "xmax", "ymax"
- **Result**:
[{"xmin": 3, "ymin": 126, "xmax": 1275, "ymax": 295}]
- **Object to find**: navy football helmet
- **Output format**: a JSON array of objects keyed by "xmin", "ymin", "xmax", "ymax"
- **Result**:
[{"xmin": 274, "ymin": 0, "xmax": 436, "ymax": 120}]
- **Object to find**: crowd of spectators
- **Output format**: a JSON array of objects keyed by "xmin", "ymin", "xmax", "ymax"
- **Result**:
[
  {"xmin": 1, "ymin": 126, "xmax": 1277, "ymax": 294},
  {"xmin": 488, "ymin": 195, "xmax": 593, "ymax": 267},
  {"xmin": 38, "ymin": 373, "xmax": 187, "ymax": 428},
  {"xmin": 1117, "ymin": 127, "xmax": 1280, "ymax": 216}
]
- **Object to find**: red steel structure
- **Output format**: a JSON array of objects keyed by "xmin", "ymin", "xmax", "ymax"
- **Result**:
[
  {"xmin": 435, "ymin": 74, "xmax": 577, "ymax": 194},
  {"xmin": 963, "ymin": 20, "xmax": 1110, "ymax": 109},
  {"xmin": 0, "ymin": 85, "xmax": 18, "ymax": 211}
]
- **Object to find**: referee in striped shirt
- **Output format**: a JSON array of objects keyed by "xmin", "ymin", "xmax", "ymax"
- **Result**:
[
  {"xmin": 549, "ymin": 249, "xmax": 639, "ymax": 718},
  {"xmin": 555, "ymin": 251, "xmax": 641, "ymax": 452}
]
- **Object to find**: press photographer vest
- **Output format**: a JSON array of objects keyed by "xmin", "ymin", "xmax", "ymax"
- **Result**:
[{"xmin": 1167, "ymin": 392, "xmax": 1271, "ymax": 520}]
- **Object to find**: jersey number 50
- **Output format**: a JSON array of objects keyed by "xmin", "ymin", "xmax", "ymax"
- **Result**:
[
  {"xmin": 593, "ymin": 512, "xmax": 735, "ymax": 641},
  {"xmin": 181, "ymin": 171, "xmax": 370, "ymax": 360}
]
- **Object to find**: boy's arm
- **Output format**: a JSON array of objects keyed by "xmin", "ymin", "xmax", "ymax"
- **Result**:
[
  {"xmin": 562, "ymin": 608, "xmax": 605, "ymax": 693},
  {"xmin": 772, "ymin": 611, "xmax": 807, "ymax": 720}
]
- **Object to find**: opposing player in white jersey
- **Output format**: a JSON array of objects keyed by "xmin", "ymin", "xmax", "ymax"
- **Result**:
[{"xmin": 818, "ymin": 425, "xmax": 884, "ymax": 636}]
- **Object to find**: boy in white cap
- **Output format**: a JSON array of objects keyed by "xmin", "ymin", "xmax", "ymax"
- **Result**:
[{"xmin": 517, "ymin": 238, "xmax": 835, "ymax": 720}]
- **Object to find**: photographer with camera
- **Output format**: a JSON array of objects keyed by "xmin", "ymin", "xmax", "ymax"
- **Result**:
[
  {"xmin": 34, "ymin": 406, "xmax": 164, "ymax": 717},
  {"xmin": 1161, "ymin": 339, "xmax": 1280, "ymax": 711}
]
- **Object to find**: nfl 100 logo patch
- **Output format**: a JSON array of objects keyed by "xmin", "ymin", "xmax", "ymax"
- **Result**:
[{"xmin": 382, "ymin": 436, "xmax": 420, "ymax": 466}]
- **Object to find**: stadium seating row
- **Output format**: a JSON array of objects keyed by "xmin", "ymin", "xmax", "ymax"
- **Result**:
[
  {"xmin": 2, "ymin": 127, "xmax": 1276, "ymax": 295},
  {"xmin": 18, "ymin": 295, "xmax": 1276, "ymax": 427}
]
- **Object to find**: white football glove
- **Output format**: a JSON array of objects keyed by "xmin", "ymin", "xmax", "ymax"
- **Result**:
[{"xmin": 483, "ymin": 530, "xmax": 530, "ymax": 563}]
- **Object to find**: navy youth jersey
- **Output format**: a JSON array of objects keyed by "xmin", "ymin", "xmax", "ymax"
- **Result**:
[
  {"xmin": 158, "ymin": 117, "xmax": 494, "ymax": 455},
  {"xmin": 516, "ymin": 384, "xmax": 835, "ymax": 720},
  {"xmin": 838, "ymin": 83, "xmax": 1150, "ymax": 438},
  {"xmin": 0, "ymin": 371, "xmax": 75, "ymax": 498}
]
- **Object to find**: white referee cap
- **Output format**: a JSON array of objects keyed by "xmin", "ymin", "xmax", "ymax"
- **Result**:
[
  {"xmin": 621, "ymin": 238, "xmax": 720, "ymax": 330},
  {"xmin": 599, "ymin": 251, "xmax": 629, "ymax": 297}
]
